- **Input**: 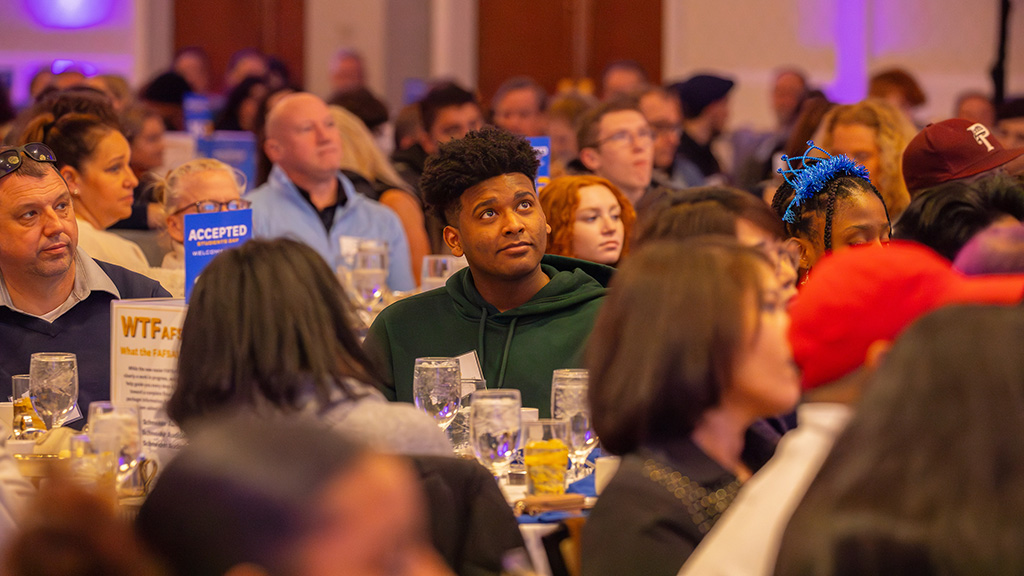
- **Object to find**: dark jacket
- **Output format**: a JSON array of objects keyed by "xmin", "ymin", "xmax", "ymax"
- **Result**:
[
  {"xmin": 412, "ymin": 455, "xmax": 525, "ymax": 576},
  {"xmin": 365, "ymin": 255, "xmax": 609, "ymax": 416},
  {"xmin": 582, "ymin": 433, "xmax": 774, "ymax": 576}
]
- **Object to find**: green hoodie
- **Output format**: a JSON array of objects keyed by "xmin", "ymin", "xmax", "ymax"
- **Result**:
[{"xmin": 365, "ymin": 255, "xmax": 610, "ymax": 417}]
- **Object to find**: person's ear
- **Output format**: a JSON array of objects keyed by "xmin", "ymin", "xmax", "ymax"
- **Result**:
[
  {"xmin": 166, "ymin": 215, "xmax": 184, "ymax": 243},
  {"xmin": 263, "ymin": 138, "xmax": 282, "ymax": 164},
  {"xmin": 60, "ymin": 166, "xmax": 80, "ymax": 194},
  {"xmin": 864, "ymin": 339, "xmax": 892, "ymax": 372},
  {"xmin": 791, "ymin": 236, "xmax": 816, "ymax": 269},
  {"xmin": 579, "ymin": 147, "xmax": 601, "ymax": 172},
  {"xmin": 443, "ymin": 225, "xmax": 464, "ymax": 257},
  {"xmin": 419, "ymin": 132, "xmax": 437, "ymax": 156}
]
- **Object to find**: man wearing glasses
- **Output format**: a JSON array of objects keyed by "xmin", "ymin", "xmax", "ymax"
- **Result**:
[
  {"xmin": 249, "ymin": 92, "xmax": 414, "ymax": 291},
  {"xmin": 0, "ymin": 144, "xmax": 169, "ymax": 426},
  {"xmin": 575, "ymin": 98, "xmax": 659, "ymax": 215},
  {"xmin": 639, "ymin": 86, "xmax": 704, "ymax": 190}
]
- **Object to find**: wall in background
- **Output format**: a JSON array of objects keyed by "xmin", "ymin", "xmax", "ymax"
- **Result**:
[
  {"xmin": 304, "ymin": 0, "xmax": 433, "ymax": 111},
  {"xmin": 0, "ymin": 0, "xmax": 172, "ymax": 106},
  {"xmin": 663, "ymin": 0, "xmax": 1023, "ymax": 130},
  {"xmin": 0, "ymin": 0, "xmax": 1019, "ymax": 133}
]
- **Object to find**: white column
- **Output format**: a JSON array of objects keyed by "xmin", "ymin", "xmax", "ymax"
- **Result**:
[{"xmin": 430, "ymin": 0, "xmax": 478, "ymax": 88}]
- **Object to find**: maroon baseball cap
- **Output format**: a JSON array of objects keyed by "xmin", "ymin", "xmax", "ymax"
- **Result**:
[
  {"xmin": 902, "ymin": 119, "xmax": 1024, "ymax": 194},
  {"xmin": 789, "ymin": 241, "xmax": 1024, "ymax": 390}
]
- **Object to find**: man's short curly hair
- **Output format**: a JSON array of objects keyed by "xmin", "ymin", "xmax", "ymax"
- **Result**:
[{"xmin": 421, "ymin": 126, "xmax": 540, "ymax": 226}]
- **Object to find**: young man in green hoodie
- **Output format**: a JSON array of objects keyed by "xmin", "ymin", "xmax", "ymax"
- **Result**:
[{"xmin": 364, "ymin": 126, "xmax": 609, "ymax": 417}]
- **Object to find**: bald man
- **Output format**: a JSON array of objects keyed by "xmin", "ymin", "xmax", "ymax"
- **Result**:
[{"xmin": 246, "ymin": 92, "xmax": 414, "ymax": 290}]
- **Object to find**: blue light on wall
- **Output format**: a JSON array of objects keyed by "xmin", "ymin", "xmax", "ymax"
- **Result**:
[{"xmin": 24, "ymin": 0, "xmax": 116, "ymax": 29}]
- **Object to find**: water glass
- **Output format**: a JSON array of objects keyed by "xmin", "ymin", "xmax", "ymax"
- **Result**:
[
  {"xmin": 88, "ymin": 402, "xmax": 145, "ymax": 497},
  {"xmin": 448, "ymin": 377, "xmax": 486, "ymax": 457},
  {"xmin": 551, "ymin": 368, "xmax": 598, "ymax": 480},
  {"xmin": 11, "ymin": 374, "xmax": 45, "ymax": 438},
  {"xmin": 29, "ymin": 352, "xmax": 78, "ymax": 429},
  {"xmin": 420, "ymin": 255, "xmax": 467, "ymax": 291},
  {"xmin": 352, "ymin": 239, "xmax": 389, "ymax": 307},
  {"xmin": 412, "ymin": 357, "xmax": 461, "ymax": 431},
  {"xmin": 524, "ymin": 419, "xmax": 570, "ymax": 495},
  {"xmin": 470, "ymin": 389, "xmax": 522, "ymax": 482},
  {"xmin": 69, "ymin": 433, "xmax": 117, "ymax": 498}
]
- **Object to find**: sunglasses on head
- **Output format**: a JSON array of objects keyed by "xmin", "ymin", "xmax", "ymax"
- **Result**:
[{"xmin": 0, "ymin": 143, "xmax": 59, "ymax": 180}]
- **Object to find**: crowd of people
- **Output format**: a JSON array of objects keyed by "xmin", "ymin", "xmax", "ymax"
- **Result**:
[{"xmin": 0, "ymin": 45, "xmax": 1023, "ymax": 575}]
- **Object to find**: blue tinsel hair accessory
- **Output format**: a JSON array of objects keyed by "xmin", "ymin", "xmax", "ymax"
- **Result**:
[{"xmin": 777, "ymin": 141, "xmax": 870, "ymax": 224}]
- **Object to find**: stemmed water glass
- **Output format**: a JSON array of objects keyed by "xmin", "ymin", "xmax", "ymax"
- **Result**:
[
  {"xmin": 551, "ymin": 368, "xmax": 598, "ymax": 481},
  {"xmin": 29, "ymin": 352, "xmax": 79, "ymax": 429},
  {"xmin": 89, "ymin": 401, "xmax": 145, "ymax": 497},
  {"xmin": 470, "ymin": 389, "xmax": 522, "ymax": 482},
  {"xmin": 448, "ymin": 377, "xmax": 487, "ymax": 457},
  {"xmin": 412, "ymin": 357, "xmax": 462, "ymax": 431}
]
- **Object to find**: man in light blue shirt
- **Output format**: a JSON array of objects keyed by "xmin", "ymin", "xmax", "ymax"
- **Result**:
[{"xmin": 247, "ymin": 92, "xmax": 414, "ymax": 291}]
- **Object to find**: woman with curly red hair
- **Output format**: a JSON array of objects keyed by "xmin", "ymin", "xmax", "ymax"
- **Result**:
[{"xmin": 540, "ymin": 175, "xmax": 636, "ymax": 266}]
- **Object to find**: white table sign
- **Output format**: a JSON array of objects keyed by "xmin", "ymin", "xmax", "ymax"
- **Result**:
[{"xmin": 110, "ymin": 298, "xmax": 187, "ymax": 469}]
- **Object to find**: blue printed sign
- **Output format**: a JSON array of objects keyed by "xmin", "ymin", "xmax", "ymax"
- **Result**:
[
  {"xmin": 183, "ymin": 93, "xmax": 214, "ymax": 138},
  {"xmin": 183, "ymin": 209, "xmax": 253, "ymax": 301},
  {"xmin": 528, "ymin": 136, "xmax": 551, "ymax": 190},
  {"xmin": 197, "ymin": 131, "xmax": 258, "ymax": 192}
]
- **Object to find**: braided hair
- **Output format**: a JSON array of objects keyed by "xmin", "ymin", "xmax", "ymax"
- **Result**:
[{"xmin": 772, "ymin": 143, "xmax": 891, "ymax": 251}]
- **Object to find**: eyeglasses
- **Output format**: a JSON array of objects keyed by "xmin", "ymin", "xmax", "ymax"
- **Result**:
[
  {"xmin": 592, "ymin": 128, "xmax": 654, "ymax": 148},
  {"xmin": 761, "ymin": 238, "xmax": 801, "ymax": 274},
  {"xmin": 173, "ymin": 198, "xmax": 252, "ymax": 215},
  {"xmin": 0, "ymin": 143, "xmax": 59, "ymax": 180},
  {"xmin": 649, "ymin": 122, "xmax": 683, "ymax": 139}
]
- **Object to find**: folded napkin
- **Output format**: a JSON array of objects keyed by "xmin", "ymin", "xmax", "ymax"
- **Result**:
[
  {"xmin": 567, "ymin": 474, "xmax": 596, "ymax": 498},
  {"xmin": 34, "ymin": 427, "xmax": 76, "ymax": 457}
]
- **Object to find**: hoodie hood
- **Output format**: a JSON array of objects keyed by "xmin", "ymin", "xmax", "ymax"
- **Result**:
[
  {"xmin": 446, "ymin": 255, "xmax": 610, "ymax": 323},
  {"xmin": 443, "ymin": 255, "xmax": 609, "ymax": 390}
]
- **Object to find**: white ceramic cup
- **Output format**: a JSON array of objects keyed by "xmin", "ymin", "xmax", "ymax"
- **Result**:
[{"xmin": 594, "ymin": 455, "xmax": 621, "ymax": 495}]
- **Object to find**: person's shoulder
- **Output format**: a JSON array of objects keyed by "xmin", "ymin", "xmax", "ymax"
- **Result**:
[
  {"xmin": 379, "ymin": 288, "xmax": 453, "ymax": 319},
  {"xmin": 542, "ymin": 254, "xmax": 614, "ymax": 288},
  {"xmin": 339, "ymin": 395, "xmax": 453, "ymax": 456},
  {"xmin": 95, "ymin": 260, "xmax": 172, "ymax": 298},
  {"xmin": 367, "ymin": 288, "xmax": 456, "ymax": 347},
  {"xmin": 246, "ymin": 180, "xmax": 281, "ymax": 204}
]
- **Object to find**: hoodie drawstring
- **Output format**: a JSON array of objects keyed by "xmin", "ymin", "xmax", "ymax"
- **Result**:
[
  {"xmin": 496, "ymin": 317, "xmax": 518, "ymax": 389},
  {"xmin": 476, "ymin": 307, "xmax": 518, "ymax": 390}
]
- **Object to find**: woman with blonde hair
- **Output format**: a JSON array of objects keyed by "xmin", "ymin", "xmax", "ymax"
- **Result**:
[
  {"xmin": 330, "ymin": 105, "xmax": 432, "ymax": 284},
  {"xmin": 152, "ymin": 158, "xmax": 249, "ymax": 270},
  {"xmin": 814, "ymin": 99, "xmax": 916, "ymax": 218},
  {"xmin": 540, "ymin": 174, "xmax": 636, "ymax": 266}
]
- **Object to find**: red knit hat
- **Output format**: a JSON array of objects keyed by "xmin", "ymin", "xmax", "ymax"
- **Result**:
[
  {"xmin": 903, "ymin": 119, "xmax": 1024, "ymax": 193},
  {"xmin": 788, "ymin": 241, "xmax": 1024, "ymax": 390}
]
